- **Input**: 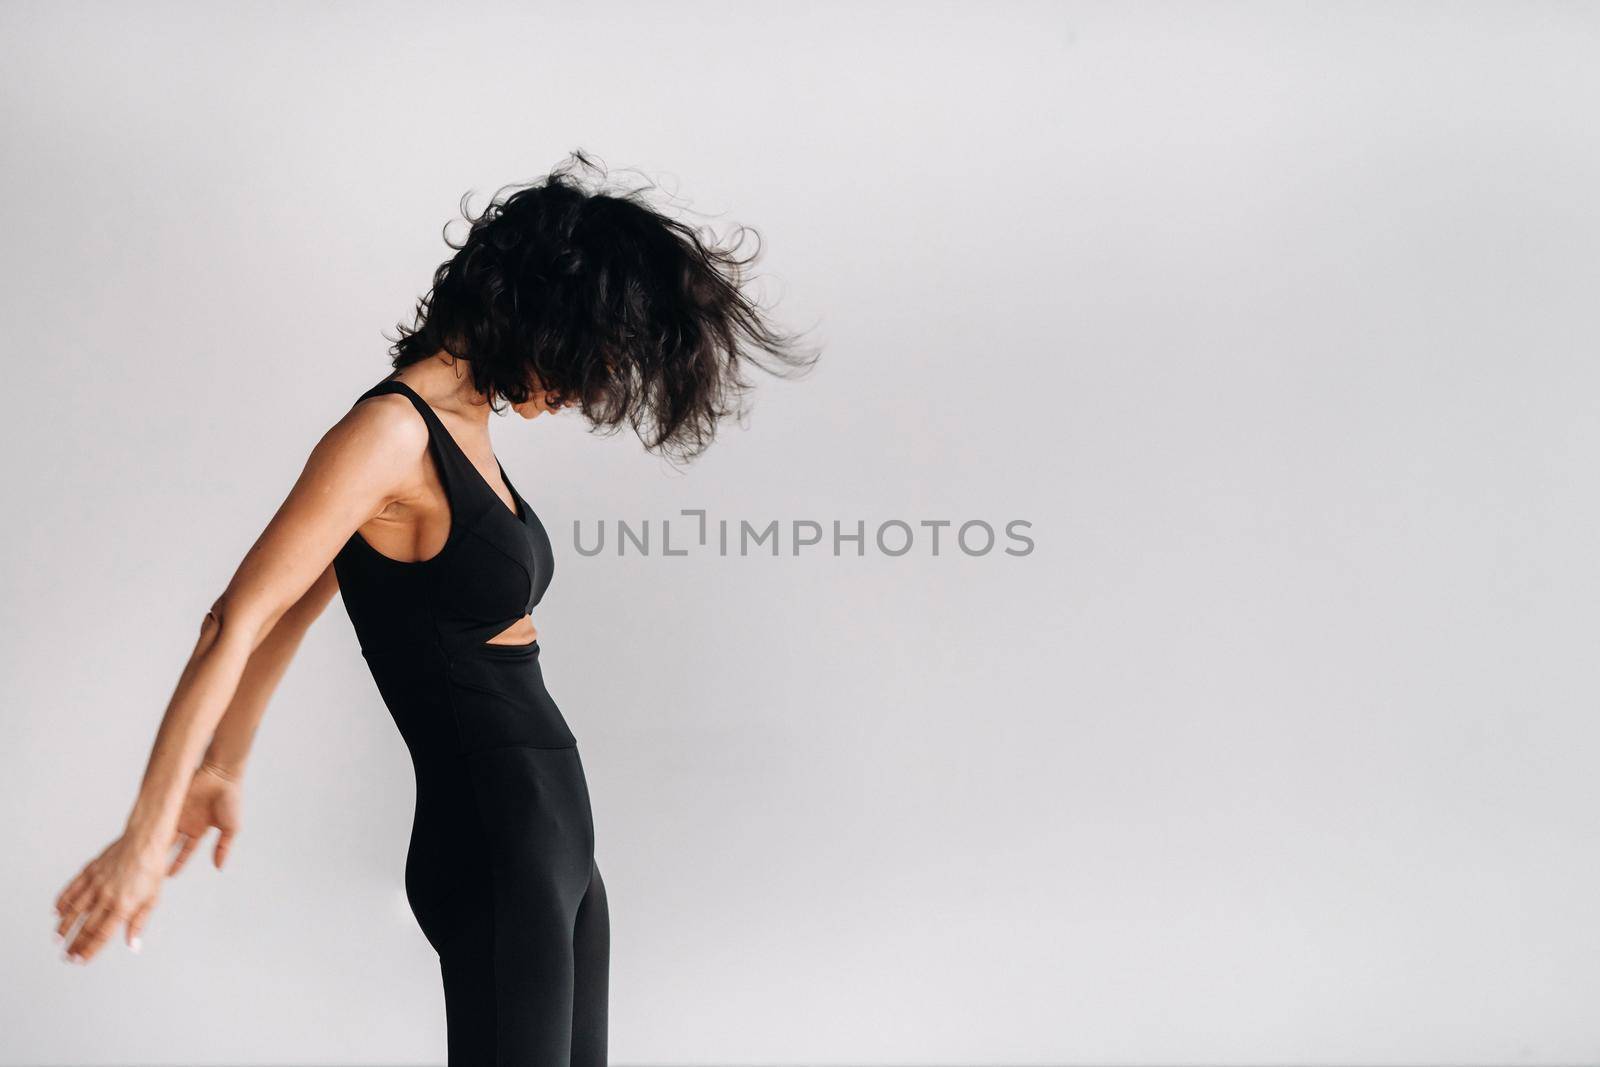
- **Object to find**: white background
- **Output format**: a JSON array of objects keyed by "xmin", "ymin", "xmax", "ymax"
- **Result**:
[{"xmin": 3, "ymin": 1, "xmax": 1599, "ymax": 1063}]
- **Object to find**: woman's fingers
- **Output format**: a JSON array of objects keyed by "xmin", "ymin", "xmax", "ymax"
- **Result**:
[
  {"xmin": 57, "ymin": 843, "xmax": 115, "ymax": 908},
  {"xmin": 65, "ymin": 899, "xmax": 131, "ymax": 963},
  {"xmin": 54, "ymin": 871, "xmax": 89, "ymax": 917},
  {"xmin": 55, "ymin": 891, "xmax": 81, "ymax": 939},
  {"xmin": 126, "ymin": 902, "xmax": 153, "ymax": 952},
  {"xmin": 62, "ymin": 908, "xmax": 112, "ymax": 966},
  {"xmin": 57, "ymin": 906, "xmax": 88, "ymax": 947},
  {"xmin": 213, "ymin": 829, "xmax": 235, "ymax": 869},
  {"xmin": 55, "ymin": 879, "xmax": 93, "ymax": 935},
  {"xmin": 63, "ymin": 898, "xmax": 113, "ymax": 960},
  {"xmin": 52, "ymin": 879, "xmax": 73, "ymax": 916}
]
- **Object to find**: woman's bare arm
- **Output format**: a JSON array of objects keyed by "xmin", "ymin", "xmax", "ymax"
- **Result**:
[
  {"xmin": 53, "ymin": 393, "xmax": 428, "ymax": 962},
  {"xmin": 158, "ymin": 561, "xmax": 341, "ymax": 876},
  {"xmin": 201, "ymin": 561, "xmax": 340, "ymax": 781}
]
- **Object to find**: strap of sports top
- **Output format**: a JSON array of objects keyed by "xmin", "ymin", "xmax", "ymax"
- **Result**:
[{"xmin": 354, "ymin": 378, "xmax": 471, "ymax": 512}]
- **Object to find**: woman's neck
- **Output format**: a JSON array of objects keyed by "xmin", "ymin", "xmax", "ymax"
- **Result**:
[{"xmin": 395, "ymin": 351, "xmax": 493, "ymax": 424}]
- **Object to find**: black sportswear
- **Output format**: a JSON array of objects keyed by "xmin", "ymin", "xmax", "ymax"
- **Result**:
[{"xmin": 332, "ymin": 375, "xmax": 608, "ymax": 1066}]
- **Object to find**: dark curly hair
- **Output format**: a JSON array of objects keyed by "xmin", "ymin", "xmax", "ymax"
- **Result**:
[{"xmin": 386, "ymin": 149, "xmax": 818, "ymax": 462}]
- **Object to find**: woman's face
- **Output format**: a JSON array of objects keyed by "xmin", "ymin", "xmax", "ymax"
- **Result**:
[
  {"xmin": 511, "ymin": 366, "xmax": 610, "ymax": 420},
  {"xmin": 510, "ymin": 385, "xmax": 576, "ymax": 420}
]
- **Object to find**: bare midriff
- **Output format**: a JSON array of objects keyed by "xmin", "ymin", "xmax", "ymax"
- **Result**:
[{"xmin": 485, "ymin": 615, "xmax": 539, "ymax": 646}]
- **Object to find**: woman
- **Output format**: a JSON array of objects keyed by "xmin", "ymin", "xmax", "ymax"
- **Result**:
[{"xmin": 51, "ymin": 150, "xmax": 814, "ymax": 1064}]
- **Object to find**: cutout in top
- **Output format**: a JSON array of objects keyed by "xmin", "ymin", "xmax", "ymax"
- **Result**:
[{"xmin": 484, "ymin": 615, "xmax": 538, "ymax": 648}]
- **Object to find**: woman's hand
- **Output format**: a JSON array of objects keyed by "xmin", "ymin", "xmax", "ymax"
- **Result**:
[
  {"xmin": 53, "ymin": 834, "xmax": 168, "ymax": 963},
  {"xmin": 52, "ymin": 762, "xmax": 242, "ymax": 963},
  {"xmin": 168, "ymin": 761, "xmax": 243, "ymax": 875}
]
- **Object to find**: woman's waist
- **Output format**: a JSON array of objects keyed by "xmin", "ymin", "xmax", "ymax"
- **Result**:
[
  {"xmin": 358, "ymin": 636, "xmax": 543, "ymax": 664},
  {"xmin": 363, "ymin": 640, "xmax": 575, "ymax": 753}
]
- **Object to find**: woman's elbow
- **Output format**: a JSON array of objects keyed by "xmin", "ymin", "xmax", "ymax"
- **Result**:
[{"xmin": 202, "ymin": 595, "xmax": 274, "ymax": 654}]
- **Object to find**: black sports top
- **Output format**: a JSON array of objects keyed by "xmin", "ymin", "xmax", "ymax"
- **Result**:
[{"xmin": 332, "ymin": 376, "xmax": 555, "ymax": 663}]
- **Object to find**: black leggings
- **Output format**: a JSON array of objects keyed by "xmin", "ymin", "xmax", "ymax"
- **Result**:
[{"xmin": 377, "ymin": 644, "xmax": 609, "ymax": 1065}]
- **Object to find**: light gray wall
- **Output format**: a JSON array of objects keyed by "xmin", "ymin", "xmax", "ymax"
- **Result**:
[{"xmin": 4, "ymin": 1, "xmax": 1598, "ymax": 1063}]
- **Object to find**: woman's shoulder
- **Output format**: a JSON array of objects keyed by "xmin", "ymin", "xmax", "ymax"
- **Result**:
[
  {"xmin": 306, "ymin": 389, "xmax": 432, "ymax": 484},
  {"xmin": 343, "ymin": 390, "xmax": 429, "ymax": 445}
]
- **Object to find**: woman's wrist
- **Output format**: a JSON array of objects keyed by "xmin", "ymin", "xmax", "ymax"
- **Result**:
[
  {"xmin": 199, "ymin": 758, "xmax": 243, "ymax": 783},
  {"xmin": 122, "ymin": 803, "xmax": 179, "ymax": 862}
]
